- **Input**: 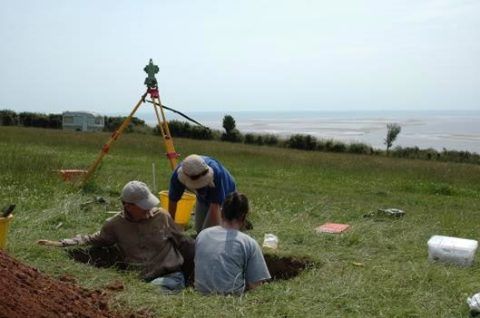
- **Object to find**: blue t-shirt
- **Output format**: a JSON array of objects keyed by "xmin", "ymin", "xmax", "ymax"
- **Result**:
[{"xmin": 169, "ymin": 156, "xmax": 236, "ymax": 205}]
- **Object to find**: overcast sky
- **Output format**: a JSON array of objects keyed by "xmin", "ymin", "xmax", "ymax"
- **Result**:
[{"xmin": 1, "ymin": 0, "xmax": 479, "ymax": 114}]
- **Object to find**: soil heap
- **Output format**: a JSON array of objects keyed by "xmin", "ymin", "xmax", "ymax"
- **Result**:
[{"xmin": 0, "ymin": 251, "xmax": 124, "ymax": 318}]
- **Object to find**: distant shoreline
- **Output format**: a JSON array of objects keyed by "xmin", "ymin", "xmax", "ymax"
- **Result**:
[{"xmin": 130, "ymin": 110, "xmax": 480, "ymax": 153}]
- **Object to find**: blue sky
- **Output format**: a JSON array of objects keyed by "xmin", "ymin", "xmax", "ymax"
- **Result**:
[{"xmin": 0, "ymin": 0, "xmax": 479, "ymax": 114}]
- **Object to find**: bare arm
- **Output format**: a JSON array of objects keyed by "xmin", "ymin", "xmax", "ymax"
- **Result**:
[
  {"xmin": 37, "ymin": 234, "xmax": 94, "ymax": 247},
  {"xmin": 38, "ymin": 221, "xmax": 117, "ymax": 247},
  {"xmin": 168, "ymin": 200, "xmax": 178, "ymax": 221},
  {"xmin": 245, "ymin": 241, "xmax": 271, "ymax": 291},
  {"xmin": 207, "ymin": 203, "xmax": 221, "ymax": 227},
  {"xmin": 37, "ymin": 239, "xmax": 64, "ymax": 247},
  {"xmin": 246, "ymin": 280, "xmax": 265, "ymax": 291}
]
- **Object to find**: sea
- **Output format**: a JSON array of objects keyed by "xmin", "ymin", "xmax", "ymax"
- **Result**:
[{"xmin": 135, "ymin": 110, "xmax": 480, "ymax": 154}]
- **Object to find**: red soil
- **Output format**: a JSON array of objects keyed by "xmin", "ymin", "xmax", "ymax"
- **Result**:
[{"xmin": 0, "ymin": 251, "xmax": 131, "ymax": 318}]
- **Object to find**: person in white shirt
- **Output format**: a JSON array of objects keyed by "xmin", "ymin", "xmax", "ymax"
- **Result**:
[{"xmin": 194, "ymin": 192, "xmax": 271, "ymax": 294}]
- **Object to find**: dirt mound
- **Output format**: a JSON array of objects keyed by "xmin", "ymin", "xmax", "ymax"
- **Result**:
[{"xmin": 0, "ymin": 251, "xmax": 131, "ymax": 318}]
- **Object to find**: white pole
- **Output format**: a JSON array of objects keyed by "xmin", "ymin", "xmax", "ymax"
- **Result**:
[{"xmin": 152, "ymin": 163, "xmax": 157, "ymax": 193}]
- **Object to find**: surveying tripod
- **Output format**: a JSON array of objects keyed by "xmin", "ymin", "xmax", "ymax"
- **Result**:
[{"xmin": 81, "ymin": 59, "xmax": 178, "ymax": 185}]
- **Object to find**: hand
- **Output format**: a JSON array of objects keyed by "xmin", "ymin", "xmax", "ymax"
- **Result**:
[{"xmin": 37, "ymin": 239, "xmax": 63, "ymax": 247}]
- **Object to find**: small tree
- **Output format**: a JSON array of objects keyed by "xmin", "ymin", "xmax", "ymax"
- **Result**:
[
  {"xmin": 221, "ymin": 115, "xmax": 242, "ymax": 143},
  {"xmin": 222, "ymin": 115, "xmax": 236, "ymax": 134},
  {"xmin": 385, "ymin": 123, "xmax": 401, "ymax": 153}
]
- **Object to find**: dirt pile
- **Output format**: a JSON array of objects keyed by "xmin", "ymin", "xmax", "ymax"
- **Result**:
[{"xmin": 0, "ymin": 251, "xmax": 127, "ymax": 318}]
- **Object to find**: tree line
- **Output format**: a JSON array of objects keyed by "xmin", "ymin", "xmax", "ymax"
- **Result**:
[
  {"xmin": 0, "ymin": 110, "xmax": 63, "ymax": 129},
  {"xmin": 165, "ymin": 114, "xmax": 479, "ymax": 165},
  {"xmin": 1, "ymin": 109, "xmax": 478, "ymax": 165},
  {"xmin": 0, "ymin": 109, "xmax": 148, "ymax": 133}
]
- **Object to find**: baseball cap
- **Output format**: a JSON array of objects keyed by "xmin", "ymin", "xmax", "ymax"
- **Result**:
[{"xmin": 120, "ymin": 181, "xmax": 159, "ymax": 210}]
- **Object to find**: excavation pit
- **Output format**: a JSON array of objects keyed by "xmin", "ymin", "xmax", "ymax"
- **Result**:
[
  {"xmin": 264, "ymin": 254, "xmax": 313, "ymax": 281},
  {"xmin": 67, "ymin": 246, "xmax": 195, "ymax": 285},
  {"xmin": 67, "ymin": 246, "xmax": 127, "ymax": 270},
  {"xmin": 68, "ymin": 247, "xmax": 313, "ymax": 283}
]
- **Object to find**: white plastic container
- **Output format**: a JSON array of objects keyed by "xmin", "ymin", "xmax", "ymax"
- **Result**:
[
  {"xmin": 427, "ymin": 235, "xmax": 478, "ymax": 267},
  {"xmin": 263, "ymin": 233, "xmax": 279, "ymax": 250}
]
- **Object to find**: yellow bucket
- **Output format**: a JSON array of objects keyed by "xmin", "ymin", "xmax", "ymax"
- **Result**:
[
  {"xmin": 0, "ymin": 214, "xmax": 14, "ymax": 250},
  {"xmin": 159, "ymin": 191, "xmax": 196, "ymax": 226}
]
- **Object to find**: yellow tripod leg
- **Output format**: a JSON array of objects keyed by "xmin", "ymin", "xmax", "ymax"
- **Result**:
[
  {"xmin": 82, "ymin": 92, "xmax": 148, "ymax": 185},
  {"xmin": 152, "ymin": 96, "xmax": 178, "ymax": 170}
]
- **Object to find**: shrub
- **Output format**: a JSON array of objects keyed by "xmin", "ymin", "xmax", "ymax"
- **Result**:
[
  {"xmin": 331, "ymin": 142, "xmax": 347, "ymax": 153},
  {"xmin": 263, "ymin": 134, "xmax": 279, "ymax": 146},
  {"xmin": 190, "ymin": 126, "xmax": 213, "ymax": 140},
  {"xmin": 255, "ymin": 135, "xmax": 264, "ymax": 145},
  {"xmin": 19, "ymin": 112, "xmax": 37, "ymax": 127},
  {"xmin": 424, "ymin": 148, "xmax": 440, "ymax": 160},
  {"xmin": 0, "ymin": 110, "xmax": 18, "ymax": 126},
  {"xmin": 348, "ymin": 142, "xmax": 373, "ymax": 154},
  {"xmin": 1, "ymin": 110, "xmax": 60, "ymax": 129},
  {"xmin": 287, "ymin": 134, "xmax": 305, "ymax": 150},
  {"xmin": 47, "ymin": 114, "xmax": 62, "ymax": 129},
  {"xmin": 243, "ymin": 133, "xmax": 278, "ymax": 146},
  {"xmin": 325, "ymin": 139, "xmax": 347, "ymax": 153},
  {"xmin": 244, "ymin": 133, "xmax": 256, "ymax": 144},
  {"xmin": 440, "ymin": 148, "xmax": 480, "ymax": 164},
  {"xmin": 221, "ymin": 128, "xmax": 243, "ymax": 143},
  {"xmin": 167, "ymin": 120, "xmax": 191, "ymax": 137},
  {"xmin": 391, "ymin": 146, "xmax": 419, "ymax": 159},
  {"xmin": 104, "ymin": 116, "xmax": 148, "ymax": 133},
  {"xmin": 156, "ymin": 120, "xmax": 213, "ymax": 140},
  {"xmin": 104, "ymin": 116, "xmax": 131, "ymax": 132},
  {"xmin": 287, "ymin": 134, "xmax": 317, "ymax": 151}
]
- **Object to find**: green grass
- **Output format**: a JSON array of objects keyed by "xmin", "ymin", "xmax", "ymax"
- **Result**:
[{"xmin": 1, "ymin": 126, "xmax": 480, "ymax": 317}]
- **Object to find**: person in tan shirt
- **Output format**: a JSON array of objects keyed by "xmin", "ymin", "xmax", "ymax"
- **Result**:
[{"xmin": 38, "ymin": 180, "xmax": 194, "ymax": 293}]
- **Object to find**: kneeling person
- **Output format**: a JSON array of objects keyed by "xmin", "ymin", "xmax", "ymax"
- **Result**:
[
  {"xmin": 194, "ymin": 192, "xmax": 270, "ymax": 294},
  {"xmin": 38, "ymin": 180, "xmax": 194, "ymax": 293}
]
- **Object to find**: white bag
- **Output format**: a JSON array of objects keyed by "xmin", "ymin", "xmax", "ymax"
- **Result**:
[
  {"xmin": 262, "ymin": 233, "xmax": 279, "ymax": 249},
  {"xmin": 467, "ymin": 292, "xmax": 480, "ymax": 313}
]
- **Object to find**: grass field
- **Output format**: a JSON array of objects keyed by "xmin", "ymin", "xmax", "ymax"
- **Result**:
[{"xmin": 1, "ymin": 126, "xmax": 480, "ymax": 317}]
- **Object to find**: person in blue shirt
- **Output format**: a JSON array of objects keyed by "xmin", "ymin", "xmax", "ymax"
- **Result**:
[{"xmin": 168, "ymin": 154, "xmax": 236, "ymax": 233}]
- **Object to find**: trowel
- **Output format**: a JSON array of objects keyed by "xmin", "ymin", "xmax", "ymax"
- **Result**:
[{"xmin": 80, "ymin": 196, "xmax": 107, "ymax": 207}]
